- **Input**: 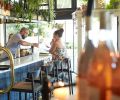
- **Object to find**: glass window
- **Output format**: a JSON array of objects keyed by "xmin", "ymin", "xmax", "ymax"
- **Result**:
[
  {"xmin": 77, "ymin": 0, "xmax": 81, "ymax": 7},
  {"xmin": 11, "ymin": 0, "xmax": 19, "ymax": 2},
  {"xmin": 57, "ymin": 0, "xmax": 72, "ymax": 8},
  {"xmin": 77, "ymin": 0, "xmax": 87, "ymax": 8}
]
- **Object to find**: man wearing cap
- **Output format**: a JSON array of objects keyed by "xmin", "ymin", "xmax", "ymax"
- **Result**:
[{"xmin": 0, "ymin": 27, "xmax": 39, "ymax": 60}]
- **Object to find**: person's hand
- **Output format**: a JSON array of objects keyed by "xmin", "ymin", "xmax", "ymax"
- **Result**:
[
  {"xmin": 33, "ymin": 43, "xmax": 39, "ymax": 47},
  {"xmin": 50, "ymin": 38, "xmax": 57, "ymax": 45},
  {"xmin": 46, "ymin": 45, "xmax": 50, "ymax": 48},
  {"xmin": 50, "ymin": 39, "xmax": 54, "ymax": 45}
]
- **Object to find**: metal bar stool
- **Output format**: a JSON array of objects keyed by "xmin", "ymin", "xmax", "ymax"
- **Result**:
[
  {"xmin": 48, "ymin": 58, "xmax": 73, "ymax": 95},
  {"xmin": 58, "ymin": 58, "xmax": 73, "ymax": 95}
]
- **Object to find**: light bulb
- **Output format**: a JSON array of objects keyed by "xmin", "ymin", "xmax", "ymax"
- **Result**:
[{"xmin": 33, "ymin": 28, "xmax": 38, "ymax": 33}]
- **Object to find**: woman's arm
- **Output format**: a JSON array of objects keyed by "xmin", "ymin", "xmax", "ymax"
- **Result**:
[{"xmin": 49, "ymin": 42, "xmax": 57, "ymax": 54}]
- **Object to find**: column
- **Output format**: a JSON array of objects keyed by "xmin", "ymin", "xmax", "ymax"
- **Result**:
[{"xmin": 117, "ymin": 15, "xmax": 120, "ymax": 52}]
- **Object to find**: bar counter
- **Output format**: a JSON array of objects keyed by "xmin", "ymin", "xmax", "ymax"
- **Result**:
[{"xmin": 0, "ymin": 53, "xmax": 51, "ymax": 100}]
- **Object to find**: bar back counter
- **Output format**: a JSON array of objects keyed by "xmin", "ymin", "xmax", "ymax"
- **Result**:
[{"xmin": 0, "ymin": 54, "xmax": 51, "ymax": 100}]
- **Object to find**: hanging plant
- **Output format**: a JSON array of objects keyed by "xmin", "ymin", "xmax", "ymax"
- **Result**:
[
  {"xmin": 106, "ymin": 0, "xmax": 120, "ymax": 9},
  {"xmin": 0, "ymin": 0, "xmax": 4, "ymax": 8},
  {"xmin": 49, "ymin": 0, "xmax": 55, "ymax": 21},
  {"xmin": 37, "ymin": 0, "xmax": 55, "ymax": 21},
  {"xmin": 26, "ymin": 11, "xmax": 34, "ymax": 22},
  {"xmin": 10, "ymin": 0, "xmax": 55, "ymax": 22},
  {"xmin": 38, "ymin": 10, "xmax": 49, "ymax": 21},
  {"xmin": 11, "ymin": 2, "xmax": 24, "ymax": 18}
]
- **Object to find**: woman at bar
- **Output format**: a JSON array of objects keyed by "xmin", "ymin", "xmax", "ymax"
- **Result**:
[
  {"xmin": 47, "ymin": 28, "xmax": 67, "ymax": 76},
  {"xmin": 49, "ymin": 28, "xmax": 67, "ymax": 60}
]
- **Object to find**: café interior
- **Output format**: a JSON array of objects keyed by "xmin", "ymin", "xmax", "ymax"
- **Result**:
[{"xmin": 0, "ymin": 0, "xmax": 120, "ymax": 100}]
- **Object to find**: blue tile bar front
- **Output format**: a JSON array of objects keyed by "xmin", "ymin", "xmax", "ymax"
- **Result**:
[{"xmin": 0, "ymin": 54, "xmax": 51, "ymax": 100}]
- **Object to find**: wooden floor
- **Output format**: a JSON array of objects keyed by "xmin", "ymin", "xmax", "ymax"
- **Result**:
[
  {"xmin": 49, "ymin": 78, "xmax": 120, "ymax": 100},
  {"xmin": 38, "ymin": 73, "xmax": 120, "ymax": 100}
]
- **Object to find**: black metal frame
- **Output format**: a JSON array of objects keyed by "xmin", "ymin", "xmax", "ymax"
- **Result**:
[{"xmin": 54, "ymin": 0, "xmax": 77, "ymax": 19}]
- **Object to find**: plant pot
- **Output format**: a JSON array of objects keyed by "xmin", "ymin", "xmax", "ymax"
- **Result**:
[
  {"xmin": 113, "ymin": 2, "xmax": 120, "ymax": 9},
  {"xmin": 4, "ymin": 3, "xmax": 12, "ymax": 11}
]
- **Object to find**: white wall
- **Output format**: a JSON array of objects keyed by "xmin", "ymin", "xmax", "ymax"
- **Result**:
[
  {"xmin": 0, "ymin": 22, "xmax": 4, "ymax": 46},
  {"xmin": 0, "ymin": 8, "xmax": 5, "ymax": 46}
]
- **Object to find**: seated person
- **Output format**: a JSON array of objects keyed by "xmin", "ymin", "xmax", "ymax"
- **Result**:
[
  {"xmin": 48, "ymin": 28, "xmax": 67, "ymax": 74},
  {"xmin": 49, "ymin": 28, "xmax": 67, "ymax": 60}
]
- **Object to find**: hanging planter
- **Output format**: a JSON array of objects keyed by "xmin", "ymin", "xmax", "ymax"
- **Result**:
[
  {"xmin": 0, "ymin": 0, "xmax": 4, "ymax": 8},
  {"xmin": 4, "ymin": 3, "xmax": 12, "ymax": 11},
  {"xmin": 106, "ymin": 0, "xmax": 120, "ymax": 9},
  {"xmin": 112, "ymin": 1, "xmax": 120, "ymax": 9},
  {"xmin": 0, "ymin": 0, "xmax": 13, "ymax": 11}
]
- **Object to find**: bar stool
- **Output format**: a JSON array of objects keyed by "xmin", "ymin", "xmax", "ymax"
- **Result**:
[
  {"xmin": 42, "ymin": 58, "xmax": 73, "ymax": 95},
  {"xmin": 8, "ymin": 72, "xmax": 42, "ymax": 100},
  {"xmin": 56, "ymin": 58, "xmax": 73, "ymax": 95}
]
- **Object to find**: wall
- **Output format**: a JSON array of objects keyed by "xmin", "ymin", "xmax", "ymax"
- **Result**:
[
  {"xmin": 0, "ymin": 8, "xmax": 6, "ymax": 46},
  {"xmin": 0, "ymin": 17, "xmax": 4, "ymax": 46}
]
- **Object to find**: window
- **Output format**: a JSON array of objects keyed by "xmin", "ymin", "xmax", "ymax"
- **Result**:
[
  {"xmin": 57, "ymin": 0, "xmax": 72, "ymax": 8},
  {"xmin": 77, "ymin": 0, "xmax": 87, "ymax": 8}
]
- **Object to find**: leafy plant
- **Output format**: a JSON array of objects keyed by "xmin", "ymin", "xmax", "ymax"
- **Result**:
[
  {"xmin": 106, "ymin": 0, "xmax": 120, "ymax": 9},
  {"xmin": 49, "ymin": 0, "xmax": 55, "ymax": 21},
  {"xmin": 78, "ymin": 0, "xmax": 88, "ymax": 5},
  {"xmin": 11, "ymin": 2, "xmax": 24, "ymax": 18},
  {"xmin": 10, "ymin": 0, "xmax": 55, "ymax": 21}
]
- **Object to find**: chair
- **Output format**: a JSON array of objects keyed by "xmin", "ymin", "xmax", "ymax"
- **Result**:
[
  {"xmin": 42, "ymin": 57, "xmax": 73, "ymax": 95},
  {"xmin": 7, "ymin": 71, "xmax": 42, "ymax": 100},
  {"xmin": 56, "ymin": 58, "xmax": 73, "ymax": 95}
]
